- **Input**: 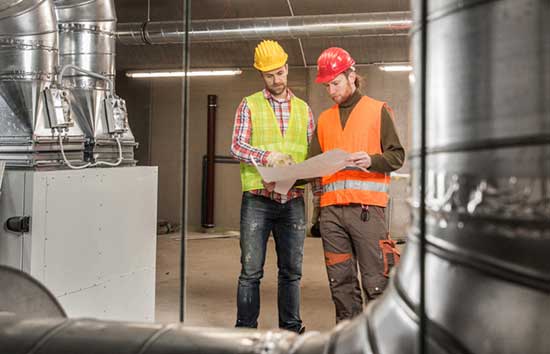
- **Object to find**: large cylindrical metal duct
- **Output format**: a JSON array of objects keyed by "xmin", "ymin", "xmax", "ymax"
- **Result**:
[
  {"xmin": 54, "ymin": 0, "xmax": 116, "ymax": 88},
  {"xmin": 0, "ymin": 0, "xmax": 85, "ymax": 167},
  {"xmin": 116, "ymin": 12, "xmax": 412, "ymax": 45},
  {"xmin": 0, "ymin": 315, "xmax": 338, "ymax": 354},
  {"xmin": 0, "ymin": 0, "xmax": 57, "ymax": 128},
  {"xmin": 382, "ymin": 0, "xmax": 550, "ymax": 353},
  {"xmin": 54, "ymin": 0, "xmax": 137, "ymax": 165}
]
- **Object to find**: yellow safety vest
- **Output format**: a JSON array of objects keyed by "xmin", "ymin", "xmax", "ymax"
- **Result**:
[{"xmin": 240, "ymin": 91, "xmax": 309, "ymax": 192}]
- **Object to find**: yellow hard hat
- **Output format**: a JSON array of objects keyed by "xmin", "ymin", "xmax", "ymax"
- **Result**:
[{"xmin": 253, "ymin": 40, "xmax": 288, "ymax": 72}]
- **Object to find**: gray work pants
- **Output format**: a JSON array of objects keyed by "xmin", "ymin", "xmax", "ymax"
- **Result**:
[{"xmin": 320, "ymin": 204, "xmax": 388, "ymax": 323}]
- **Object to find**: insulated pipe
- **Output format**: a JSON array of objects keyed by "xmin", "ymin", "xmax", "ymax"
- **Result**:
[
  {"xmin": 57, "ymin": 64, "xmax": 114, "ymax": 96},
  {"xmin": 0, "ymin": 0, "xmax": 58, "ymax": 124},
  {"xmin": 0, "ymin": 315, "xmax": 338, "ymax": 354},
  {"xmin": 53, "ymin": 0, "xmax": 137, "ymax": 166},
  {"xmin": 0, "ymin": 0, "xmax": 58, "ymax": 81},
  {"xmin": 0, "ymin": 0, "xmax": 87, "ymax": 167},
  {"xmin": 116, "ymin": 12, "xmax": 412, "ymax": 45},
  {"xmin": 54, "ymin": 0, "xmax": 116, "ymax": 89},
  {"xmin": 203, "ymin": 94, "xmax": 217, "ymax": 229}
]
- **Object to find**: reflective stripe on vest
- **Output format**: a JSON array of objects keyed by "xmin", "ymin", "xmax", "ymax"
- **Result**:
[{"xmin": 323, "ymin": 180, "xmax": 389, "ymax": 193}]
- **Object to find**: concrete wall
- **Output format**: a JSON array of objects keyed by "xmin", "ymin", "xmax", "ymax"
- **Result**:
[
  {"xmin": 120, "ymin": 69, "xmax": 308, "ymax": 230},
  {"xmin": 119, "ymin": 66, "xmax": 411, "ymax": 234},
  {"xmin": 116, "ymin": 74, "xmax": 152, "ymax": 166},
  {"xmin": 117, "ymin": 75, "xmax": 183, "ymax": 226}
]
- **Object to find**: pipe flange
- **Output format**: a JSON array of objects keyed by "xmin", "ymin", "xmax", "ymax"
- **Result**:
[
  {"xmin": 0, "ymin": 71, "xmax": 54, "ymax": 81},
  {"xmin": 0, "ymin": 37, "xmax": 56, "ymax": 51},
  {"xmin": 58, "ymin": 22, "xmax": 115, "ymax": 36}
]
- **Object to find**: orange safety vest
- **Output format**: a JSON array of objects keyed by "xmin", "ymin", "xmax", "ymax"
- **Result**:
[{"xmin": 317, "ymin": 95, "xmax": 390, "ymax": 208}]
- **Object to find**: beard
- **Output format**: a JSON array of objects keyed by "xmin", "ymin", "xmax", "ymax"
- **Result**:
[
  {"xmin": 268, "ymin": 84, "xmax": 286, "ymax": 96},
  {"xmin": 331, "ymin": 85, "xmax": 354, "ymax": 104},
  {"xmin": 331, "ymin": 95, "xmax": 345, "ymax": 104}
]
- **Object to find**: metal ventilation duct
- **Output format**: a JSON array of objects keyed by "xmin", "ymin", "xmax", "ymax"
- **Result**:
[
  {"xmin": 384, "ymin": 0, "xmax": 550, "ymax": 352},
  {"xmin": 117, "ymin": 12, "xmax": 412, "ymax": 45},
  {"xmin": 54, "ymin": 0, "xmax": 137, "ymax": 165},
  {"xmin": 0, "ymin": 0, "xmax": 85, "ymax": 167}
]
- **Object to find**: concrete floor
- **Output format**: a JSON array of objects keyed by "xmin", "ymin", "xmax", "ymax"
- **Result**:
[{"xmin": 155, "ymin": 232, "xmax": 337, "ymax": 332}]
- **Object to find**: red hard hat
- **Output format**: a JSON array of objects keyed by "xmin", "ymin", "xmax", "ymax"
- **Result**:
[{"xmin": 315, "ymin": 47, "xmax": 356, "ymax": 83}]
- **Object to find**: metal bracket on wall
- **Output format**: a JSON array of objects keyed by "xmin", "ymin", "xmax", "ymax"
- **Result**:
[{"xmin": 5, "ymin": 216, "xmax": 31, "ymax": 234}]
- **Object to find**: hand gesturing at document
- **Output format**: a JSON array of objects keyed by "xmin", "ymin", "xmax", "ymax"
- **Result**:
[{"xmin": 347, "ymin": 151, "xmax": 372, "ymax": 169}]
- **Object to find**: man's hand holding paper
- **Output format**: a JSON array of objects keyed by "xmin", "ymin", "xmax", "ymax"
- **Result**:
[{"xmin": 253, "ymin": 149, "xmax": 354, "ymax": 194}]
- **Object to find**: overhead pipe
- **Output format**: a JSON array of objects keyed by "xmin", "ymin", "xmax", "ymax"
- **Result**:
[{"xmin": 116, "ymin": 12, "xmax": 412, "ymax": 45}]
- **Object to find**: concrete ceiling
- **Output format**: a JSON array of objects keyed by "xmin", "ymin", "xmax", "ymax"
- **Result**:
[{"xmin": 115, "ymin": 0, "xmax": 411, "ymax": 70}]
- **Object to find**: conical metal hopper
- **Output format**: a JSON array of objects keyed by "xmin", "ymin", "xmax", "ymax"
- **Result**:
[
  {"xmin": 54, "ymin": 0, "xmax": 137, "ymax": 165},
  {"xmin": 0, "ymin": 0, "xmax": 85, "ymax": 167}
]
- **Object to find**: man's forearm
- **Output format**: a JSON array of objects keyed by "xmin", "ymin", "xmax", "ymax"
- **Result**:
[
  {"xmin": 370, "ymin": 148, "xmax": 405, "ymax": 172},
  {"xmin": 369, "ymin": 107, "xmax": 406, "ymax": 173},
  {"xmin": 230, "ymin": 140, "xmax": 270, "ymax": 166}
]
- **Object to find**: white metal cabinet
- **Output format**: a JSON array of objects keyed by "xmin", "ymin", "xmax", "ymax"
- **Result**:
[{"xmin": 0, "ymin": 167, "xmax": 158, "ymax": 322}]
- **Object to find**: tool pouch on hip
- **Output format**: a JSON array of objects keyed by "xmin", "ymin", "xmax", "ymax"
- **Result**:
[{"xmin": 379, "ymin": 234, "xmax": 401, "ymax": 277}]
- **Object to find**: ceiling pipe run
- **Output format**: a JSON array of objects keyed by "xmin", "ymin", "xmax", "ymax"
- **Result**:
[{"xmin": 116, "ymin": 12, "xmax": 411, "ymax": 45}]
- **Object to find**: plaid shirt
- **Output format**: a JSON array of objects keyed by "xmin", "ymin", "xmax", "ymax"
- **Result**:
[{"xmin": 230, "ymin": 88, "xmax": 315, "ymax": 203}]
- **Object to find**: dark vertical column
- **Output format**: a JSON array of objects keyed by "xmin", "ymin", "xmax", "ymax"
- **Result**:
[{"xmin": 203, "ymin": 94, "xmax": 217, "ymax": 228}]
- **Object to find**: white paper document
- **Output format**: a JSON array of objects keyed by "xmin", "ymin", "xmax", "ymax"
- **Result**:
[{"xmin": 252, "ymin": 149, "xmax": 353, "ymax": 194}]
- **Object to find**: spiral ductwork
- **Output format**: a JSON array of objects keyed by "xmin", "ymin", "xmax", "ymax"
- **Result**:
[
  {"xmin": 54, "ymin": 0, "xmax": 116, "ymax": 89},
  {"xmin": 0, "ymin": 0, "xmax": 85, "ymax": 167},
  {"xmin": 117, "ymin": 12, "xmax": 412, "ymax": 45},
  {"xmin": 53, "ymin": 0, "xmax": 137, "ymax": 165},
  {"xmin": 0, "ymin": 0, "xmax": 57, "ymax": 81}
]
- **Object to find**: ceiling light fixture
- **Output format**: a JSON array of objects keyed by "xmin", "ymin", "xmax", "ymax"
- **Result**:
[
  {"xmin": 126, "ymin": 69, "xmax": 243, "ymax": 78},
  {"xmin": 378, "ymin": 65, "xmax": 413, "ymax": 72}
]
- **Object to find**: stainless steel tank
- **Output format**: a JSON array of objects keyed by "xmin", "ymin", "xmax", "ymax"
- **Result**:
[
  {"xmin": 389, "ymin": 0, "xmax": 550, "ymax": 352},
  {"xmin": 54, "ymin": 0, "xmax": 137, "ymax": 165},
  {"xmin": 0, "ymin": 0, "xmax": 85, "ymax": 167}
]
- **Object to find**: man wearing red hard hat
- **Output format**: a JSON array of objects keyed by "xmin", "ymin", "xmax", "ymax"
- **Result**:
[{"xmin": 310, "ymin": 47, "xmax": 405, "ymax": 322}]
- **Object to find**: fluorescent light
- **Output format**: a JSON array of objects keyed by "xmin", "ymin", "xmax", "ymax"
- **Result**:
[
  {"xmin": 378, "ymin": 65, "xmax": 412, "ymax": 72},
  {"xmin": 126, "ymin": 69, "xmax": 243, "ymax": 78}
]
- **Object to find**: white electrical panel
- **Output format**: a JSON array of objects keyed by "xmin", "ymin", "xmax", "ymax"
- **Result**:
[{"xmin": 0, "ymin": 167, "xmax": 158, "ymax": 322}]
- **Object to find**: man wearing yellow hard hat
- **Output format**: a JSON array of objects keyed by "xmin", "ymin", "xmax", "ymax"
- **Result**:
[{"xmin": 230, "ymin": 40, "xmax": 314, "ymax": 333}]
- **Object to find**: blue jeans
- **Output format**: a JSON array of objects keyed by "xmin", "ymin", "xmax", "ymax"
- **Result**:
[{"xmin": 236, "ymin": 192, "xmax": 306, "ymax": 332}]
